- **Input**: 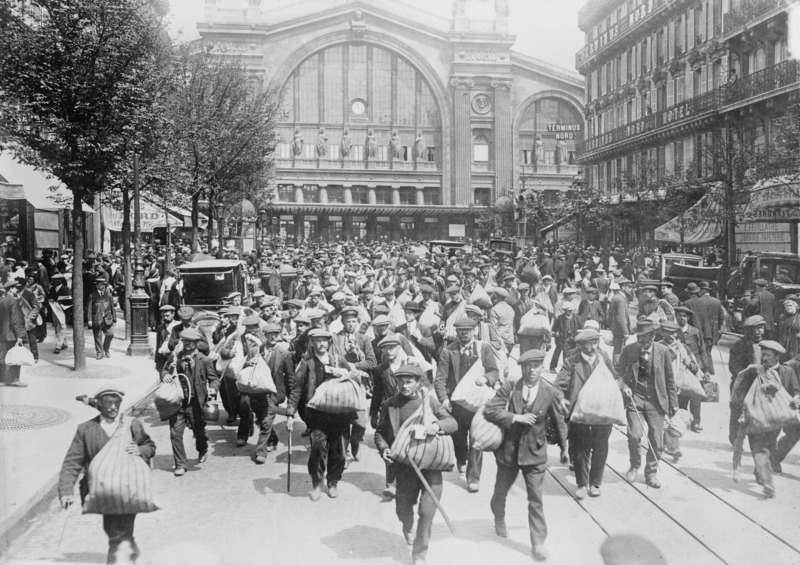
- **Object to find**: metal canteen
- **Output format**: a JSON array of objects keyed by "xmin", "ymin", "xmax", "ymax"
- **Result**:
[{"xmin": 201, "ymin": 400, "xmax": 220, "ymax": 422}]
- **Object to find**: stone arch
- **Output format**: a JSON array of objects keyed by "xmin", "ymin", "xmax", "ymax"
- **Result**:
[
  {"xmin": 512, "ymin": 90, "xmax": 585, "ymax": 191},
  {"xmin": 269, "ymin": 29, "xmax": 454, "ymax": 204}
]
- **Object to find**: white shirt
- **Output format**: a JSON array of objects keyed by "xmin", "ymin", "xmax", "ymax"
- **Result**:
[
  {"xmin": 100, "ymin": 415, "xmax": 120, "ymax": 437},
  {"xmin": 522, "ymin": 382, "xmax": 540, "ymax": 405},
  {"xmin": 581, "ymin": 352, "xmax": 597, "ymax": 367}
]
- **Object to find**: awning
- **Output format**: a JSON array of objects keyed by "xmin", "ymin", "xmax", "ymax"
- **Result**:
[
  {"xmin": 738, "ymin": 175, "xmax": 800, "ymax": 222},
  {"xmin": 0, "ymin": 152, "xmax": 93, "ymax": 212},
  {"xmin": 654, "ymin": 192, "xmax": 722, "ymax": 244},
  {"xmin": 271, "ymin": 203, "xmax": 484, "ymax": 217}
]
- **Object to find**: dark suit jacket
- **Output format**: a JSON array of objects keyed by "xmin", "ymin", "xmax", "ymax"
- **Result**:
[
  {"xmin": 0, "ymin": 295, "xmax": 26, "ymax": 342},
  {"xmin": 58, "ymin": 416, "xmax": 155, "ymax": 501},
  {"xmin": 677, "ymin": 325, "xmax": 710, "ymax": 373},
  {"xmin": 608, "ymin": 292, "xmax": 630, "ymax": 336},
  {"xmin": 555, "ymin": 349, "xmax": 619, "ymax": 419},
  {"xmin": 286, "ymin": 353, "xmax": 351, "ymax": 418},
  {"xmin": 373, "ymin": 392, "xmax": 457, "ymax": 455},
  {"xmin": 689, "ymin": 293, "xmax": 724, "ymax": 344},
  {"xmin": 265, "ymin": 345, "xmax": 294, "ymax": 404},
  {"xmin": 577, "ymin": 299, "xmax": 604, "ymax": 328},
  {"xmin": 394, "ymin": 322, "xmax": 436, "ymax": 361},
  {"xmin": 754, "ymin": 289, "xmax": 777, "ymax": 331},
  {"xmin": 434, "ymin": 341, "xmax": 500, "ymax": 403},
  {"xmin": 484, "ymin": 379, "xmax": 567, "ymax": 468},
  {"xmin": 87, "ymin": 288, "xmax": 115, "ymax": 328},
  {"xmin": 160, "ymin": 352, "xmax": 220, "ymax": 406},
  {"xmin": 729, "ymin": 337, "xmax": 760, "ymax": 384},
  {"xmin": 615, "ymin": 341, "xmax": 678, "ymax": 416}
]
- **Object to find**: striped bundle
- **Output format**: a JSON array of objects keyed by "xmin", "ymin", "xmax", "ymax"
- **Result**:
[
  {"xmin": 744, "ymin": 372, "xmax": 800, "ymax": 434},
  {"xmin": 307, "ymin": 376, "xmax": 367, "ymax": 414},
  {"xmin": 470, "ymin": 404, "xmax": 503, "ymax": 452},
  {"xmin": 83, "ymin": 419, "xmax": 159, "ymax": 515},
  {"xmin": 390, "ymin": 393, "xmax": 455, "ymax": 471}
]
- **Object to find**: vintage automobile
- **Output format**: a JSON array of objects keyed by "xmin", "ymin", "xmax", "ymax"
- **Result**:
[
  {"xmin": 178, "ymin": 259, "xmax": 251, "ymax": 310},
  {"xmin": 661, "ymin": 253, "xmax": 723, "ymax": 302},
  {"xmin": 489, "ymin": 237, "xmax": 517, "ymax": 258},
  {"xmin": 727, "ymin": 252, "xmax": 800, "ymax": 331},
  {"xmin": 429, "ymin": 239, "xmax": 467, "ymax": 258}
]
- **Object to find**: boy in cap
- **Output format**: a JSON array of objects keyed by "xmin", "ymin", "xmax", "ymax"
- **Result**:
[
  {"xmin": 161, "ymin": 328, "xmax": 220, "ymax": 476},
  {"xmin": 374, "ymin": 364, "xmax": 457, "ymax": 565},
  {"xmin": 59, "ymin": 385, "xmax": 155, "ymax": 562},
  {"xmin": 434, "ymin": 317, "xmax": 499, "ymax": 492},
  {"xmin": 155, "ymin": 305, "xmax": 176, "ymax": 373},
  {"xmin": 731, "ymin": 340, "xmax": 799, "ymax": 496},
  {"xmin": 0, "ymin": 278, "xmax": 28, "ymax": 386},
  {"xmin": 550, "ymin": 301, "xmax": 580, "ymax": 373},
  {"xmin": 88, "ymin": 277, "xmax": 116, "ymax": 360},
  {"xmin": 556, "ymin": 328, "xmax": 618, "ymax": 498},
  {"xmin": 484, "ymin": 349, "xmax": 568, "ymax": 561}
]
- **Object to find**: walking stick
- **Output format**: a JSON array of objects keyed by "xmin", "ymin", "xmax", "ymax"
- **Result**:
[
  {"xmin": 287, "ymin": 416, "xmax": 293, "ymax": 492},
  {"xmin": 624, "ymin": 390, "xmax": 662, "ymax": 475},
  {"xmin": 406, "ymin": 449, "xmax": 456, "ymax": 535}
]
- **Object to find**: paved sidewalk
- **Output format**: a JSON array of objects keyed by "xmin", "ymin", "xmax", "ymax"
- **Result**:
[{"xmin": 0, "ymin": 323, "xmax": 158, "ymax": 552}]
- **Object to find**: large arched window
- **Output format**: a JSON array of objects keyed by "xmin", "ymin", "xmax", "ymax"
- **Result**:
[
  {"xmin": 519, "ymin": 97, "xmax": 583, "ymax": 166},
  {"xmin": 277, "ymin": 44, "xmax": 442, "ymax": 165}
]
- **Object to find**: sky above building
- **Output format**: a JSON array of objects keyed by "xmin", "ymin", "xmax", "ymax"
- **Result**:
[{"xmin": 166, "ymin": 0, "xmax": 587, "ymax": 73}]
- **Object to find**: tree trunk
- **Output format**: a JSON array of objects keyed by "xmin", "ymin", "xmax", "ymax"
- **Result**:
[
  {"xmin": 191, "ymin": 192, "xmax": 200, "ymax": 253},
  {"xmin": 122, "ymin": 188, "xmax": 132, "ymax": 341},
  {"xmin": 71, "ymin": 190, "xmax": 86, "ymax": 371}
]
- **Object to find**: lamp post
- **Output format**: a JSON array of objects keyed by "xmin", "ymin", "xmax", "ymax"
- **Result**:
[
  {"xmin": 127, "ymin": 153, "xmax": 150, "ymax": 357},
  {"xmin": 258, "ymin": 209, "xmax": 267, "ymax": 252},
  {"xmin": 215, "ymin": 203, "xmax": 225, "ymax": 258},
  {"xmin": 572, "ymin": 169, "xmax": 585, "ymax": 247}
]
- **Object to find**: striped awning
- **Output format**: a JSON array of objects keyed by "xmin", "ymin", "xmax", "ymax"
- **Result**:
[{"xmin": 270, "ymin": 203, "xmax": 485, "ymax": 217}]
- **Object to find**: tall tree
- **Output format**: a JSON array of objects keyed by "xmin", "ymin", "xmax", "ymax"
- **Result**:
[
  {"xmin": 166, "ymin": 44, "xmax": 284, "ymax": 253},
  {"xmin": 0, "ymin": 0, "xmax": 170, "ymax": 369}
]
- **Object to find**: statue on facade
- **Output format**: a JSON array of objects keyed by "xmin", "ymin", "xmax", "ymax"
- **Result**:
[
  {"xmin": 292, "ymin": 128, "xmax": 304, "ymax": 157},
  {"xmin": 365, "ymin": 129, "xmax": 377, "ymax": 159},
  {"xmin": 389, "ymin": 130, "xmax": 403, "ymax": 160},
  {"xmin": 534, "ymin": 134, "xmax": 544, "ymax": 163},
  {"xmin": 315, "ymin": 128, "xmax": 328, "ymax": 158},
  {"xmin": 412, "ymin": 131, "xmax": 427, "ymax": 162},
  {"xmin": 495, "ymin": 0, "xmax": 510, "ymax": 17},
  {"xmin": 340, "ymin": 128, "xmax": 352, "ymax": 159},
  {"xmin": 350, "ymin": 9, "xmax": 367, "ymax": 38},
  {"xmin": 555, "ymin": 139, "xmax": 567, "ymax": 165}
]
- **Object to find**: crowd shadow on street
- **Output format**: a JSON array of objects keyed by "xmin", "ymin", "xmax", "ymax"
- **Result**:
[
  {"xmin": 434, "ymin": 517, "xmax": 534, "ymax": 559},
  {"xmin": 52, "ymin": 552, "xmax": 106, "ymax": 563},
  {"xmin": 321, "ymin": 525, "xmax": 409, "ymax": 563},
  {"xmin": 252, "ymin": 474, "xmax": 311, "ymax": 498}
]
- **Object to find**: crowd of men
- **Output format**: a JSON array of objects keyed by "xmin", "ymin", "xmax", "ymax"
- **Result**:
[{"xmin": 4, "ymin": 238, "xmax": 799, "ymax": 564}]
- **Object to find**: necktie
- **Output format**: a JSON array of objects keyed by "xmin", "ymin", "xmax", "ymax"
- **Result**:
[
  {"xmin": 460, "ymin": 344, "xmax": 472, "ymax": 357},
  {"xmin": 523, "ymin": 385, "xmax": 535, "ymax": 403}
]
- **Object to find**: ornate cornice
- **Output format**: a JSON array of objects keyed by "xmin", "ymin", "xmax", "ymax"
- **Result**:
[
  {"xmin": 668, "ymin": 57, "xmax": 685, "ymax": 77},
  {"xmin": 490, "ymin": 79, "xmax": 513, "ymax": 90}
]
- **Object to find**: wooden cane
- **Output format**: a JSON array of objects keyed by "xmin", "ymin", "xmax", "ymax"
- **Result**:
[
  {"xmin": 406, "ymin": 450, "xmax": 456, "ymax": 535},
  {"xmin": 287, "ymin": 416, "xmax": 293, "ymax": 492}
]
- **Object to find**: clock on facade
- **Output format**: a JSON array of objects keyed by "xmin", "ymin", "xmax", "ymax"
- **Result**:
[{"xmin": 351, "ymin": 99, "xmax": 366, "ymax": 115}]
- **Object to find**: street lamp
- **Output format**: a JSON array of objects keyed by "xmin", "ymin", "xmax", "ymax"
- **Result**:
[
  {"xmin": 214, "ymin": 202, "xmax": 225, "ymax": 258},
  {"xmin": 266, "ymin": 191, "xmax": 275, "ymax": 241},
  {"xmin": 258, "ymin": 209, "xmax": 267, "ymax": 251},
  {"xmin": 572, "ymin": 169, "xmax": 585, "ymax": 247}
]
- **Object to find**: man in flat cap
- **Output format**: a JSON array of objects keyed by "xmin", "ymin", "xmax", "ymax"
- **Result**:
[
  {"xmin": 155, "ymin": 305, "xmax": 176, "ymax": 373},
  {"xmin": 490, "ymin": 287, "xmax": 515, "ymax": 354},
  {"xmin": 731, "ymin": 340, "xmax": 799, "ymax": 496},
  {"xmin": 434, "ymin": 317, "xmax": 499, "ymax": 492},
  {"xmin": 161, "ymin": 328, "xmax": 220, "ymax": 476},
  {"xmin": 374, "ymin": 364, "xmax": 457, "ymax": 565},
  {"xmin": 728, "ymin": 315, "xmax": 766, "ymax": 442},
  {"xmin": 87, "ymin": 277, "xmax": 116, "ymax": 360},
  {"xmin": 674, "ymin": 306, "xmax": 710, "ymax": 432},
  {"xmin": 616, "ymin": 319, "xmax": 678, "ymax": 489},
  {"xmin": 744, "ymin": 279, "xmax": 777, "ymax": 339},
  {"xmin": 58, "ymin": 385, "xmax": 156, "ymax": 563},
  {"xmin": 0, "ymin": 278, "xmax": 27, "ymax": 386},
  {"xmin": 484, "ymin": 349, "xmax": 568, "ymax": 561},
  {"xmin": 556, "ymin": 328, "xmax": 619, "ymax": 499}
]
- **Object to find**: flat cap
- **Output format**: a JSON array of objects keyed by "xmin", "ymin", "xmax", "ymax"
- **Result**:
[
  {"xmin": 518, "ymin": 349, "xmax": 546, "ymax": 364},
  {"xmin": 94, "ymin": 384, "xmax": 125, "ymax": 400},
  {"xmin": 308, "ymin": 328, "xmax": 332, "ymax": 339},
  {"xmin": 286, "ymin": 299, "xmax": 305, "ymax": 309},
  {"xmin": 341, "ymin": 306, "xmax": 360, "ymax": 318},
  {"xmin": 465, "ymin": 304, "xmax": 483, "ymax": 317},
  {"xmin": 332, "ymin": 291, "xmax": 347, "ymax": 302},
  {"xmin": 242, "ymin": 315, "xmax": 261, "ymax": 327},
  {"xmin": 180, "ymin": 328, "xmax": 203, "ymax": 341},
  {"xmin": 674, "ymin": 306, "xmax": 693, "ymax": 317},
  {"xmin": 743, "ymin": 315, "xmax": 766, "ymax": 328},
  {"xmin": 454, "ymin": 317, "xmax": 478, "ymax": 329},
  {"xmin": 382, "ymin": 286, "xmax": 396, "ymax": 295},
  {"xmin": 306, "ymin": 308, "xmax": 325, "ymax": 320},
  {"xmin": 159, "ymin": 305, "xmax": 175, "ymax": 312},
  {"xmin": 758, "ymin": 340, "xmax": 786, "ymax": 354},
  {"xmin": 420, "ymin": 284, "xmax": 435, "ymax": 294},
  {"xmin": 378, "ymin": 335, "xmax": 402, "ymax": 348},
  {"xmin": 177, "ymin": 306, "xmax": 194, "ymax": 319},
  {"xmin": 263, "ymin": 323, "xmax": 282, "ymax": 334},
  {"xmin": 575, "ymin": 329, "xmax": 601, "ymax": 343},
  {"xmin": 445, "ymin": 285, "xmax": 461, "ymax": 294},
  {"xmin": 227, "ymin": 305, "xmax": 243, "ymax": 316},
  {"xmin": 659, "ymin": 320, "xmax": 679, "ymax": 332},
  {"xmin": 518, "ymin": 283, "xmax": 531, "ymax": 291},
  {"xmin": 600, "ymin": 534, "xmax": 665, "ymax": 565},
  {"xmin": 294, "ymin": 315, "xmax": 311, "ymax": 325},
  {"xmin": 563, "ymin": 301, "xmax": 577, "ymax": 312},
  {"xmin": 698, "ymin": 281, "xmax": 711, "ymax": 290},
  {"xmin": 372, "ymin": 315, "xmax": 391, "ymax": 326},
  {"xmin": 394, "ymin": 364, "xmax": 425, "ymax": 380}
]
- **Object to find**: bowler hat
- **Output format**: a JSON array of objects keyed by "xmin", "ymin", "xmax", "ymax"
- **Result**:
[{"xmin": 634, "ymin": 319, "xmax": 657, "ymax": 335}]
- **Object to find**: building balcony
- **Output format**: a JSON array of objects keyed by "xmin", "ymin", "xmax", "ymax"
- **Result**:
[
  {"xmin": 520, "ymin": 164, "xmax": 579, "ymax": 176},
  {"xmin": 471, "ymin": 162, "xmax": 494, "ymax": 173},
  {"xmin": 276, "ymin": 158, "xmax": 440, "ymax": 172},
  {"xmin": 575, "ymin": 0, "xmax": 688, "ymax": 71},
  {"xmin": 723, "ymin": 0, "xmax": 789, "ymax": 34},
  {"xmin": 719, "ymin": 59, "xmax": 799, "ymax": 108}
]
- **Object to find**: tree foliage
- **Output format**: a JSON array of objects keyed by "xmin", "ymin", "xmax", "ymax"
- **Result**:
[{"xmin": 0, "ymin": 0, "xmax": 170, "ymax": 369}]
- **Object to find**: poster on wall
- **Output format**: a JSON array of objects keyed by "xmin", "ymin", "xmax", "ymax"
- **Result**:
[{"xmin": 448, "ymin": 224, "xmax": 465, "ymax": 238}]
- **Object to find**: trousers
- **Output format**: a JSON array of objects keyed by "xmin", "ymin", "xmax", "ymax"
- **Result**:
[
  {"xmin": 569, "ymin": 423, "xmax": 612, "ymax": 487},
  {"xmin": 626, "ymin": 394, "xmax": 665, "ymax": 478},
  {"xmin": 490, "ymin": 461, "xmax": 547, "ymax": 550},
  {"xmin": 451, "ymin": 403, "xmax": 482, "ymax": 483},
  {"xmin": 678, "ymin": 393, "xmax": 701, "ymax": 424},
  {"xmin": 775, "ymin": 424, "xmax": 800, "ymax": 463},
  {"xmin": 103, "ymin": 514, "xmax": 138, "ymax": 564},
  {"xmin": 92, "ymin": 324, "xmax": 114, "ymax": 356},
  {"xmin": 750, "ymin": 430, "xmax": 780, "ymax": 492},
  {"xmin": 0, "ymin": 340, "xmax": 21, "ymax": 384},
  {"xmin": 168, "ymin": 397, "xmax": 207, "ymax": 469},
  {"xmin": 395, "ymin": 463, "xmax": 442, "ymax": 560},
  {"xmin": 307, "ymin": 410, "xmax": 351, "ymax": 486},
  {"xmin": 239, "ymin": 392, "xmax": 278, "ymax": 458}
]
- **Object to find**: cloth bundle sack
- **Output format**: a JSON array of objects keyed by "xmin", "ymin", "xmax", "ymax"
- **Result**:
[
  {"xmin": 519, "ymin": 309, "xmax": 550, "ymax": 337},
  {"xmin": 470, "ymin": 403, "xmax": 503, "ymax": 452},
  {"xmin": 570, "ymin": 360, "xmax": 626, "ymax": 425},
  {"xmin": 83, "ymin": 418, "xmax": 159, "ymax": 515},
  {"xmin": 390, "ymin": 392, "xmax": 455, "ymax": 471},
  {"xmin": 469, "ymin": 285, "xmax": 492, "ymax": 309},
  {"xmin": 702, "ymin": 380, "xmax": 720, "ymax": 402},
  {"xmin": 451, "ymin": 357, "xmax": 494, "ymax": 412},
  {"xmin": 744, "ymin": 369, "xmax": 800, "ymax": 434},
  {"xmin": 307, "ymin": 375, "xmax": 367, "ymax": 414},
  {"xmin": 153, "ymin": 374, "xmax": 187, "ymax": 421},
  {"xmin": 442, "ymin": 300, "xmax": 467, "ymax": 341},
  {"xmin": 419, "ymin": 302, "xmax": 441, "ymax": 334},
  {"xmin": 236, "ymin": 355, "xmax": 277, "ymax": 395},
  {"xmin": 215, "ymin": 335, "xmax": 245, "ymax": 378},
  {"xmin": 666, "ymin": 408, "xmax": 694, "ymax": 438},
  {"xmin": 5, "ymin": 344, "xmax": 34, "ymax": 367}
]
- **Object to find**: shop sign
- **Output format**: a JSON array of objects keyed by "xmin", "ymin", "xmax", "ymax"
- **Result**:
[
  {"xmin": 352, "ymin": 216, "xmax": 367, "ymax": 222},
  {"xmin": 102, "ymin": 201, "xmax": 167, "ymax": 233},
  {"xmin": 401, "ymin": 217, "xmax": 414, "ymax": 223},
  {"xmin": 305, "ymin": 215, "xmax": 318, "ymax": 221},
  {"xmin": 377, "ymin": 216, "xmax": 390, "ymax": 222},
  {"xmin": 449, "ymin": 224, "xmax": 466, "ymax": 237},
  {"xmin": 424, "ymin": 218, "xmax": 438, "ymax": 223}
]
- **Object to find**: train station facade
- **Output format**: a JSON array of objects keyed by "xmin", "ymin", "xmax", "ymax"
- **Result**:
[{"xmin": 198, "ymin": 0, "xmax": 584, "ymax": 243}]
